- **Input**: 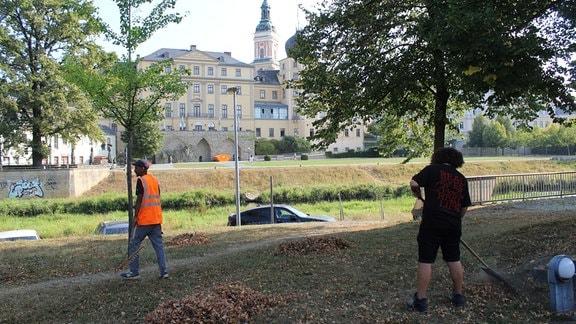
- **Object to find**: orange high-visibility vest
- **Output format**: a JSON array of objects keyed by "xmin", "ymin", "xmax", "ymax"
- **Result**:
[{"xmin": 137, "ymin": 174, "xmax": 162, "ymax": 225}]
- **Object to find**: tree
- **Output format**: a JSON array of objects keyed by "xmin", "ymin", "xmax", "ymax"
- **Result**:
[
  {"xmin": 482, "ymin": 121, "xmax": 507, "ymax": 153},
  {"xmin": 0, "ymin": 0, "xmax": 105, "ymax": 167},
  {"xmin": 289, "ymin": 0, "xmax": 576, "ymax": 156},
  {"xmin": 65, "ymin": 0, "xmax": 188, "ymax": 243},
  {"xmin": 466, "ymin": 115, "xmax": 489, "ymax": 148},
  {"xmin": 120, "ymin": 121, "xmax": 164, "ymax": 159}
]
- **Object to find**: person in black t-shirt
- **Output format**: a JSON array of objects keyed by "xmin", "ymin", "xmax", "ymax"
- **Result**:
[{"xmin": 408, "ymin": 147, "xmax": 472, "ymax": 313}]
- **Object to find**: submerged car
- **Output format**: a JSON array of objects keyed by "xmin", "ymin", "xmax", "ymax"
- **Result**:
[
  {"xmin": 94, "ymin": 220, "xmax": 129, "ymax": 235},
  {"xmin": 227, "ymin": 204, "xmax": 336, "ymax": 226},
  {"xmin": 0, "ymin": 229, "xmax": 40, "ymax": 241}
]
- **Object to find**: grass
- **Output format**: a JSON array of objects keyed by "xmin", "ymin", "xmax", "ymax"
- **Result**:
[
  {"xmin": 1, "ymin": 204, "xmax": 574, "ymax": 323},
  {"xmin": 0, "ymin": 197, "xmax": 416, "ymax": 238},
  {"xmin": 1, "ymin": 158, "xmax": 576, "ymax": 322}
]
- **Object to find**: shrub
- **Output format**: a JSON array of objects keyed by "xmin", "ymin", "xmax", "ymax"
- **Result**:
[
  {"xmin": 264, "ymin": 155, "xmax": 271, "ymax": 161},
  {"xmin": 301, "ymin": 154, "xmax": 308, "ymax": 160}
]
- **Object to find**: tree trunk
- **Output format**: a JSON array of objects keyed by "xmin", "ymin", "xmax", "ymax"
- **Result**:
[
  {"xmin": 126, "ymin": 132, "xmax": 135, "ymax": 255},
  {"xmin": 433, "ymin": 84, "xmax": 449, "ymax": 151}
]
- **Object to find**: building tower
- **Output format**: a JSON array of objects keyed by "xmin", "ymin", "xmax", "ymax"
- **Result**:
[{"xmin": 252, "ymin": 0, "xmax": 279, "ymax": 70}]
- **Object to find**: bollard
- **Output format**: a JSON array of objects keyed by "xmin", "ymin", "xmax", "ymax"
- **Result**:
[{"xmin": 548, "ymin": 255, "xmax": 576, "ymax": 313}]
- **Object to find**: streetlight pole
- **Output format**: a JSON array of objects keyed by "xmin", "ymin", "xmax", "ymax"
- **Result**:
[{"xmin": 227, "ymin": 87, "xmax": 241, "ymax": 226}]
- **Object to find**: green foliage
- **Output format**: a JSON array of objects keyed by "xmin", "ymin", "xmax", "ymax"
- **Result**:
[
  {"xmin": 256, "ymin": 136, "xmax": 311, "ymax": 155},
  {"xmin": 120, "ymin": 121, "xmax": 164, "ymax": 158},
  {"xmin": 289, "ymin": 0, "xmax": 576, "ymax": 152},
  {"xmin": 66, "ymin": 0, "xmax": 188, "ymax": 227},
  {"xmin": 0, "ymin": 0, "xmax": 105, "ymax": 166},
  {"xmin": 264, "ymin": 155, "xmax": 271, "ymax": 161},
  {"xmin": 300, "ymin": 154, "xmax": 308, "ymax": 160},
  {"xmin": 0, "ymin": 185, "xmax": 411, "ymax": 217},
  {"xmin": 255, "ymin": 140, "xmax": 275, "ymax": 155}
]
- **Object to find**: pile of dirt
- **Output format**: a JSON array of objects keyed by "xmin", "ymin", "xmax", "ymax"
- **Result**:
[
  {"xmin": 274, "ymin": 236, "xmax": 354, "ymax": 255},
  {"xmin": 165, "ymin": 233, "xmax": 212, "ymax": 247},
  {"xmin": 144, "ymin": 281, "xmax": 291, "ymax": 323}
]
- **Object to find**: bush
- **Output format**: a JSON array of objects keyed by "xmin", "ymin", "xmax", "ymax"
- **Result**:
[
  {"xmin": 301, "ymin": 154, "xmax": 308, "ymax": 160},
  {"xmin": 264, "ymin": 155, "xmax": 271, "ymax": 161}
]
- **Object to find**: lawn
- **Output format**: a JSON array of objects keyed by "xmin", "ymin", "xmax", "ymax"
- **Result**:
[{"xmin": 0, "ymin": 198, "xmax": 575, "ymax": 323}]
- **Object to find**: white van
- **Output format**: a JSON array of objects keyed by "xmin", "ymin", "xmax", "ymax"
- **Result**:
[{"xmin": 0, "ymin": 229, "xmax": 41, "ymax": 241}]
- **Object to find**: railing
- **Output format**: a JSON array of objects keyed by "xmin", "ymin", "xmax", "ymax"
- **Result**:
[{"xmin": 468, "ymin": 171, "xmax": 576, "ymax": 205}]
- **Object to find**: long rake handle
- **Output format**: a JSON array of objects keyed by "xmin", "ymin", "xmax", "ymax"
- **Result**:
[{"xmin": 460, "ymin": 239, "xmax": 492, "ymax": 269}]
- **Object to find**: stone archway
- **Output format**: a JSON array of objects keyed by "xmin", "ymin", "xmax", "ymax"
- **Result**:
[{"xmin": 196, "ymin": 138, "xmax": 211, "ymax": 162}]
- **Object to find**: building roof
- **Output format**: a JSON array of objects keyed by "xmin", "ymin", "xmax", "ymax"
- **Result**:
[
  {"xmin": 141, "ymin": 47, "xmax": 252, "ymax": 67},
  {"xmin": 99, "ymin": 124, "xmax": 116, "ymax": 135},
  {"xmin": 255, "ymin": 70, "xmax": 281, "ymax": 85}
]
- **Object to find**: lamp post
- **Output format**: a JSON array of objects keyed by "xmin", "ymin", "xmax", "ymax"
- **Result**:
[{"xmin": 227, "ymin": 87, "xmax": 241, "ymax": 226}]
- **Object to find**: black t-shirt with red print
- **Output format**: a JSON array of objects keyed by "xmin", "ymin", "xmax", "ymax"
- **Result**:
[{"xmin": 412, "ymin": 163, "xmax": 472, "ymax": 230}]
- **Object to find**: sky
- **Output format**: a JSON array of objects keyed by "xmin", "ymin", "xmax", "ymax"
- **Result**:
[{"xmin": 93, "ymin": 0, "xmax": 323, "ymax": 63}]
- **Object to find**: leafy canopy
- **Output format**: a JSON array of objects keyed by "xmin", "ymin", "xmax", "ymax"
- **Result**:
[
  {"xmin": 289, "ymin": 0, "xmax": 576, "ymax": 157},
  {"xmin": 0, "ymin": 0, "xmax": 105, "ymax": 166}
]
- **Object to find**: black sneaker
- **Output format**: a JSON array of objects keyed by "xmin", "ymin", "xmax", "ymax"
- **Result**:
[
  {"xmin": 450, "ymin": 293, "xmax": 465, "ymax": 308},
  {"xmin": 407, "ymin": 292, "xmax": 428, "ymax": 314}
]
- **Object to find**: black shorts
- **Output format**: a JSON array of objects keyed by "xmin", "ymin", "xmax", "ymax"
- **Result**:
[{"xmin": 417, "ymin": 227, "xmax": 461, "ymax": 263}]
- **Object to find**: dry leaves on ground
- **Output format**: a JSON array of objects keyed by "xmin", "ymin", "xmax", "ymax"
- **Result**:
[
  {"xmin": 144, "ymin": 281, "xmax": 291, "ymax": 323},
  {"xmin": 165, "ymin": 233, "xmax": 212, "ymax": 247},
  {"xmin": 274, "ymin": 236, "xmax": 354, "ymax": 255}
]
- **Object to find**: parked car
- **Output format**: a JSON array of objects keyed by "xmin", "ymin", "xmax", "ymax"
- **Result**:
[
  {"xmin": 0, "ymin": 229, "xmax": 40, "ymax": 241},
  {"xmin": 94, "ymin": 220, "xmax": 129, "ymax": 235},
  {"xmin": 227, "ymin": 204, "xmax": 336, "ymax": 226}
]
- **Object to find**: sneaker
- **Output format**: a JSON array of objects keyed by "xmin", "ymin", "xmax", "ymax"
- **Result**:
[
  {"xmin": 120, "ymin": 271, "xmax": 140, "ymax": 280},
  {"xmin": 407, "ymin": 292, "xmax": 428, "ymax": 314},
  {"xmin": 450, "ymin": 293, "xmax": 465, "ymax": 308},
  {"xmin": 159, "ymin": 273, "xmax": 169, "ymax": 279}
]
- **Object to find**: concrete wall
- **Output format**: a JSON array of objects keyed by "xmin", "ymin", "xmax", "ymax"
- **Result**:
[{"xmin": 0, "ymin": 167, "xmax": 111, "ymax": 200}]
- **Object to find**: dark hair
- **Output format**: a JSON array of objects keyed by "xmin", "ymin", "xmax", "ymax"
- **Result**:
[{"xmin": 431, "ymin": 147, "xmax": 464, "ymax": 168}]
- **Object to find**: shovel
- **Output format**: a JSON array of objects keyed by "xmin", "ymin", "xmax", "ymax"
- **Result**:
[{"xmin": 460, "ymin": 239, "xmax": 517, "ymax": 293}]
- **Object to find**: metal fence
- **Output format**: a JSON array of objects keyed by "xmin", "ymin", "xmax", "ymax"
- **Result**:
[{"xmin": 468, "ymin": 171, "xmax": 576, "ymax": 205}]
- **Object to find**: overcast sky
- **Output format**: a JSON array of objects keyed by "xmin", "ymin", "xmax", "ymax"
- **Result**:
[{"xmin": 93, "ymin": 0, "xmax": 323, "ymax": 63}]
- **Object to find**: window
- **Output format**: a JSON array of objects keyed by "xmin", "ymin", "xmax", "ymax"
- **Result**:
[
  {"xmin": 294, "ymin": 128, "xmax": 299, "ymax": 136},
  {"xmin": 207, "ymin": 67, "xmax": 214, "ymax": 75},
  {"xmin": 222, "ymin": 104, "xmax": 228, "ymax": 119},
  {"xmin": 179, "ymin": 65, "xmax": 186, "ymax": 71},
  {"xmin": 221, "ymin": 85, "xmax": 228, "ymax": 94},
  {"xmin": 165, "ymin": 103, "xmax": 172, "ymax": 117},
  {"xmin": 259, "ymin": 90, "xmax": 265, "ymax": 99},
  {"xmin": 208, "ymin": 85, "xmax": 214, "ymax": 94},
  {"xmin": 292, "ymin": 72, "xmax": 298, "ymax": 80},
  {"xmin": 194, "ymin": 124, "xmax": 202, "ymax": 131},
  {"xmin": 179, "ymin": 103, "xmax": 185, "ymax": 117},
  {"xmin": 293, "ymin": 90, "xmax": 299, "ymax": 97},
  {"xmin": 293, "ymin": 61, "xmax": 298, "ymax": 68},
  {"xmin": 164, "ymin": 66, "xmax": 171, "ymax": 73},
  {"xmin": 194, "ymin": 105, "xmax": 201, "ymax": 117},
  {"xmin": 236, "ymin": 86, "xmax": 242, "ymax": 95},
  {"xmin": 193, "ymin": 84, "xmax": 200, "ymax": 93},
  {"xmin": 272, "ymin": 91, "xmax": 278, "ymax": 99},
  {"xmin": 268, "ymin": 128, "xmax": 274, "ymax": 137},
  {"xmin": 256, "ymin": 128, "xmax": 261, "ymax": 137},
  {"xmin": 208, "ymin": 104, "xmax": 214, "ymax": 118},
  {"xmin": 280, "ymin": 128, "xmax": 285, "ymax": 137},
  {"xmin": 309, "ymin": 128, "xmax": 314, "ymax": 137},
  {"xmin": 193, "ymin": 66, "xmax": 200, "ymax": 75},
  {"xmin": 356, "ymin": 129, "xmax": 361, "ymax": 137},
  {"xmin": 221, "ymin": 68, "xmax": 227, "ymax": 76},
  {"xmin": 345, "ymin": 129, "xmax": 349, "ymax": 137},
  {"xmin": 111, "ymin": 123, "xmax": 117, "ymax": 132},
  {"xmin": 333, "ymin": 147, "xmax": 339, "ymax": 153},
  {"xmin": 235, "ymin": 68, "xmax": 241, "ymax": 77}
]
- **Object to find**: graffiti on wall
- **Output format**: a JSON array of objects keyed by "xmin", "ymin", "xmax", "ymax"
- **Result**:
[{"xmin": 7, "ymin": 178, "xmax": 45, "ymax": 198}]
